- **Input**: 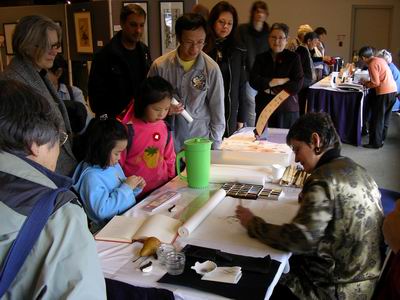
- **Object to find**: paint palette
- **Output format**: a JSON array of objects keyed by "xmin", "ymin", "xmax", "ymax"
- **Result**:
[
  {"xmin": 257, "ymin": 188, "xmax": 282, "ymax": 201},
  {"xmin": 221, "ymin": 183, "xmax": 263, "ymax": 200}
]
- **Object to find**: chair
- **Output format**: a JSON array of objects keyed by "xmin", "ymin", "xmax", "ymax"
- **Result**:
[{"xmin": 379, "ymin": 188, "xmax": 400, "ymax": 216}]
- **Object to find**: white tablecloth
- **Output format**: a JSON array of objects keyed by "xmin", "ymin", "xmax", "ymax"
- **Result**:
[{"xmin": 97, "ymin": 175, "xmax": 300, "ymax": 299}]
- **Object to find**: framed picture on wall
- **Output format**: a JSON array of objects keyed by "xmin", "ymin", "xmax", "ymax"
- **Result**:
[
  {"xmin": 73, "ymin": 11, "xmax": 94, "ymax": 54},
  {"xmin": 159, "ymin": 1, "xmax": 184, "ymax": 55},
  {"xmin": 3, "ymin": 23, "xmax": 17, "ymax": 55},
  {"xmin": 123, "ymin": 1, "xmax": 149, "ymax": 46}
]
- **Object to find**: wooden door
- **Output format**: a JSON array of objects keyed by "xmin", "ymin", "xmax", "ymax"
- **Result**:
[{"xmin": 350, "ymin": 6, "xmax": 393, "ymax": 59}]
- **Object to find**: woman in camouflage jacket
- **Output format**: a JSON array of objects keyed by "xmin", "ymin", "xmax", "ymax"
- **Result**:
[{"xmin": 236, "ymin": 112, "xmax": 384, "ymax": 299}]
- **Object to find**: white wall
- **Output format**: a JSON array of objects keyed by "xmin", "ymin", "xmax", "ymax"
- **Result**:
[{"xmin": 199, "ymin": 0, "xmax": 400, "ymax": 65}]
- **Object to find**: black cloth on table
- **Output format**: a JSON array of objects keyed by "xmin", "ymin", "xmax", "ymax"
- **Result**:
[{"xmin": 158, "ymin": 244, "xmax": 281, "ymax": 300}]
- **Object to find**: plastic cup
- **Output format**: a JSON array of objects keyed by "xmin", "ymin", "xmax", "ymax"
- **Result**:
[
  {"xmin": 165, "ymin": 252, "xmax": 186, "ymax": 275},
  {"xmin": 272, "ymin": 164, "xmax": 285, "ymax": 181},
  {"xmin": 156, "ymin": 244, "xmax": 176, "ymax": 266}
]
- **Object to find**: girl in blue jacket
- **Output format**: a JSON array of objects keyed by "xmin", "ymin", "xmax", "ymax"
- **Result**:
[{"xmin": 73, "ymin": 118, "xmax": 145, "ymax": 231}]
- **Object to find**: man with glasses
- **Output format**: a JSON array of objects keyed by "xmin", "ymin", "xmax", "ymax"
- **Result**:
[
  {"xmin": 2, "ymin": 15, "xmax": 77, "ymax": 176},
  {"xmin": 89, "ymin": 4, "xmax": 152, "ymax": 119},
  {"xmin": 148, "ymin": 13, "xmax": 225, "ymax": 152}
]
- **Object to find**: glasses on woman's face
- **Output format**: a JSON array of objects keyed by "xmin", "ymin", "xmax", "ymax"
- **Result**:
[
  {"xmin": 48, "ymin": 42, "xmax": 62, "ymax": 51},
  {"xmin": 59, "ymin": 131, "xmax": 68, "ymax": 146},
  {"xmin": 180, "ymin": 40, "xmax": 206, "ymax": 49}
]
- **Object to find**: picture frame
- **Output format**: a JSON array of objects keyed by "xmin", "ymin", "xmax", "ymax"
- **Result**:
[
  {"xmin": 123, "ymin": 2, "xmax": 149, "ymax": 46},
  {"xmin": 3, "ymin": 23, "xmax": 17, "ymax": 55},
  {"xmin": 159, "ymin": 1, "xmax": 184, "ymax": 55},
  {"xmin": 73, "ymin": 11, "xmax": 94, "ymax": 54}
]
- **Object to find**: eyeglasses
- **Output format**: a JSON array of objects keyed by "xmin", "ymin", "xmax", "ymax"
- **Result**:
[
  {"xmin": 180, "ymin": 40, "xmax": 206, "ymax": 49},
  {"xmin": 216, "ymin": 19, "xmax": 233, "ymax": 27},
  {"xmin": 269, "ymin": 36, "xmax": 287, "ymax": 42},
  {"xmin": 48, "ymin": 42, "xmax": 62, "ymax": 51},
  {"xmin": 59, "ymin": 131, "xmax": 68, "ymax": 146}
]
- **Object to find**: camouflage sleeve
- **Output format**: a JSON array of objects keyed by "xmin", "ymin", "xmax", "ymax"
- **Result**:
[{"xmin": 247, "ymin": 181, "xmax": 333, "ymax": 253}]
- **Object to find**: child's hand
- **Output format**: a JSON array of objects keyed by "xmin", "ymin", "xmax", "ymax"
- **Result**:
[
  {"xmin": 125, "ymin": 175, "xmax": 146, "ymax": 190},
  {"xmin": 169, "ymin": 102, "xmax": 184, "ymax": 115}
]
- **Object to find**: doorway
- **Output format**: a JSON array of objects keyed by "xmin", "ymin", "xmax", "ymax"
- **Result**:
[{"xmin": 350, "ymin": 5, "xmax": 393, "ymax": 60}]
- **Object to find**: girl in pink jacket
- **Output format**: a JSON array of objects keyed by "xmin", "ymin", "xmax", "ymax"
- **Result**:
[{"xmin": 120, "ymin": 76, "xmax": 176, "ymax": 197}]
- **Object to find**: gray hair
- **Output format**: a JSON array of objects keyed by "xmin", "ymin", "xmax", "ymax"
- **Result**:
[
  {"xmin": 376, "ymin": 49, "xmax": 393, "ymax": 64},
  {"xmin": 0, "ymin": 79, "xmax": 62, "ymax": 155},
  {"xmin": 12, "ymin": 15, "xmax": 61, "ymax": 63}
]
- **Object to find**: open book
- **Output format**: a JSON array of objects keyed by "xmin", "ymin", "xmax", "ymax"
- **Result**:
[{"xmin": 95, "ymin": 214, "xmax": 182, "ymax": 244}]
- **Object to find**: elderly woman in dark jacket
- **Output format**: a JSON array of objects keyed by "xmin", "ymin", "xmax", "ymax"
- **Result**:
[
  {"xmin": 2, "ymin": 15, "xmax": 77, "ymax": 176},
  {"xmin": 250, "ymin": 23, "xmax": 303, "ymax": 129},
  {"xmin": 204, "ymin": 1, "xmax": 248, "ymax": 137}
]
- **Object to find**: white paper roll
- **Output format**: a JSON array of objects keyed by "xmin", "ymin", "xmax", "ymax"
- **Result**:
[
  {"xmin": 209, "ymin": 165, "xmax": 265, "ymax": 185},
  {"xmin": 171, "ymin": 98, "xmax": 193, "ymax": 123},
  {"xmin": 178, "ymin": 189, "xmax": 226, "ymax": 237}
]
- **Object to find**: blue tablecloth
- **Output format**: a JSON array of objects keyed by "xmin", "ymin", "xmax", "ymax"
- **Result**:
[{"xmin": 307, "ymin": 88, "xmax": 363, "ymax": 146}]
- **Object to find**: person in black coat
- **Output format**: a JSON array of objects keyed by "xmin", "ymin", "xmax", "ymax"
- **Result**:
[
  {"xmin": 88, "ymin": 4, "xmax": 152, "ymax": 118},
  {"xmin": 236, "ymin": 1, "xmax": 270, "ymax": 127},
  {"xmin": 205, "ymin": 1, "xmax": 248, "ymax": 137},
  {"xmin": 295, "ymin": 31, "xmax": 318, "ymax": 115},
  {"xmin": 250, "ymin": 23, "xmax": 303, "ymax": 129}
]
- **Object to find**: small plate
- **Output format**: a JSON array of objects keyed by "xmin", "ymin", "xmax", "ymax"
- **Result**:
[{"xmin": 191, "ymin": 260, "xmax": 217, "ymax": 275}]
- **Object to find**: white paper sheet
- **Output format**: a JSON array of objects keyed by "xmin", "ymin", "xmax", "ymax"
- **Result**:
[
  {"xmin": 178, "ymin": 189, "xmax": 226, "ymax": 237},
  {"xmin": 179, "ymin": 197, "xmax": 299, "ymax": 260},
  {"xmin": 209, "ymin": 165, "xmax": 267, "ymax": 185}
]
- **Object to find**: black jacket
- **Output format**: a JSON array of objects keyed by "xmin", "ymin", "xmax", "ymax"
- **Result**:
[
  {"xmin": 88, "ymin": 31, "xmax": 152, "ymax": 118},
  {"xmin": 250, "ymin": 49, "xmax": 303, "ymax": 116},
  {"xmin": 207, "ymin": 39, "xmax": 248, "ymax": 136},
  {"xmin": 296, "ymin": 45, "xmax": 315, "ymax": 89},
  {"xmin": 236, "ymin": 22, "xmax": 270, "ymax": 79}
]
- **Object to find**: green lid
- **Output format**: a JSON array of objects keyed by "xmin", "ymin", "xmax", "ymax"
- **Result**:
[{"xmin": 184, "ymin": 137, "xmax": 212, "ymax": 150}]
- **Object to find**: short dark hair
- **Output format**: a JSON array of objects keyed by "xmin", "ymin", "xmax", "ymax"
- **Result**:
[
  {"xmin": 209, "ymin": 1, "xmax": 238, "ymax": 39},
  {"xmin": 191, "ymin": 4, "xmax": 210, "ymax": 21},
  {"xmin": 270, "ymin": 23, "xmax": 289, "ymax": 38},
  {"xmin": 134, "ymin": 76, "xmax": 173, "ymax": 119},
  {"xmin": 250, "ymin": 1, "xmax": 269, "ymax": 23},
  {"xmin": 49, "ymin": 53, "xmax": 68, "ymax": 84},
  {"xmin": 175, "ymin": 13, "xmax": 207, "ymax": 41},
  {"xmin": 286, "ymin": 112, "xmax": 341, "ymax": 151},
  {"xmin": 120, "ymin": 3, "xmax": 146, "ymax": 24},
  {"xmin": 358, "ymin": 46, "xmax": 375, "ymax": 59},
  {"xmin": 13, "ymin": 15, "xmax": 61, "ymax": 63},
  {"xmin": 303, "ymin": 31, "xmax": 319, "ymax": 43},
  {"xmin": 0, "ymin": 79, "xmax": 62, "ymax": 155},
  {"xmin": 314, "ymin": 27, "xmax": 327, "ymax": 36},
  {"xmin": 82, "ymin": 118, "xmax": 127, "ymax": 168}
]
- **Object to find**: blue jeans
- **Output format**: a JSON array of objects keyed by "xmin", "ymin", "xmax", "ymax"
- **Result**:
[{"xmin": 245, "ymin": 82, "xmax": 257, "ymax": 127}]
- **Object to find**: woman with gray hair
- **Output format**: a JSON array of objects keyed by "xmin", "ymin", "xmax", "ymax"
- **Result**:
[
  {"xmin": 2, "ymin": 15, "xmax": 77, "ymax": 176},
  {"xmin": 0, "ymin": 79, "xmax": 106, "ymax": 298},
  {"xmin": 376, "ymin": 49, "xmax": 400, "ymax": 112},
  {"xmin": 236, "ymin": 112, "xmax": 383, "ymax": 299}
]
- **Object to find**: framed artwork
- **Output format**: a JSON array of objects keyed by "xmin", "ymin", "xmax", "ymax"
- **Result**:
[
  {"xmin": 159, "ymin": 1, "xmax": 184, "ymax": 55},
  {"xmin": 123, "ymin": 2, "xmax": 148, "ymax": 45},
  {"xmin": 3, "ymin": 23, "xmax": 17, "ymax": 55},
  {"xmin": 73, "ymin": 11, "xmax": 94, "ymax": 54}
]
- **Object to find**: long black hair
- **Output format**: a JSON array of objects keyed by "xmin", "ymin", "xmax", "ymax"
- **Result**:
[
  {"xmin": 205, "ymin": 1, "xmax": 239, "ymax": 54},
  {"xmin": 77, "ymin": 118, "xmax": 128, "ymax": 168}
]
